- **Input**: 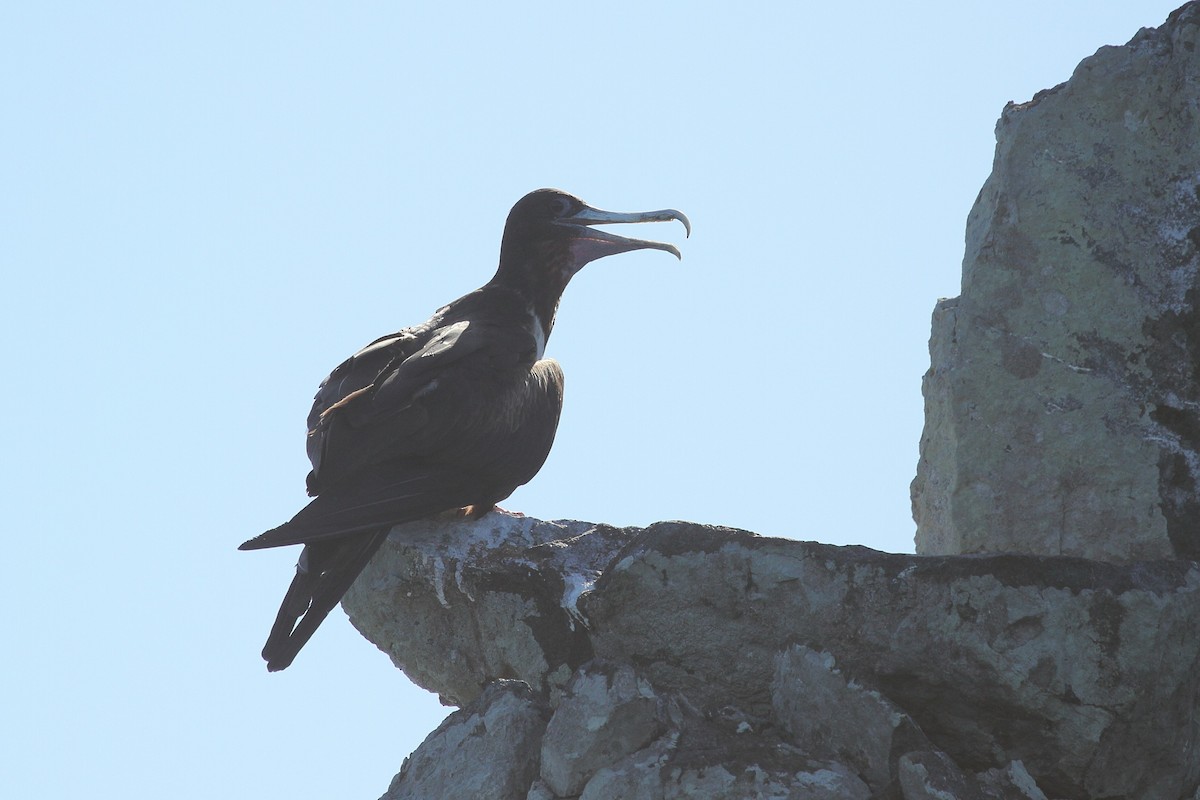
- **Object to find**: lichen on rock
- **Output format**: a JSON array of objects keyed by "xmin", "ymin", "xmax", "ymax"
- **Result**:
[{"xmin": 911, "ymin": 1, "xmax": 1200, "ymax": 562}]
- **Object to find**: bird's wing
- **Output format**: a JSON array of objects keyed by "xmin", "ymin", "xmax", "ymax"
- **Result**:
[
  {"xmin": 303, "ymin": 326, "xmax": 433, "ymax": 491},
  {"xmin": 304, "ymin": 320, "xmax": 494, "ymax": 493},
  {"xmin": 242, "ymin": 321, "xmax": 550, "ymax": 551},
  {"xmin": 308, "ymin": 327, "xmax": 426, "ymax": 426}
]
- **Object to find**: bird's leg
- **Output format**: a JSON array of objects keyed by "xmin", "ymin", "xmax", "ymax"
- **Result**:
[
  {"xmin": 443, "ymin": 503, "xmax": 524, "ymax": 519},
  {"xmin": 429, "ymin": 504, "xmax": 497, "ymax": 521},
  {"xmin": 463, "ymin": 503, "xmax": 496, "ymax": 520}
]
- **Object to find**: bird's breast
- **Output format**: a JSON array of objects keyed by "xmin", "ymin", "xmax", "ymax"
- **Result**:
[{"xmin": 486, "ymin": 357, "xmax": 563, "ymax": 434}]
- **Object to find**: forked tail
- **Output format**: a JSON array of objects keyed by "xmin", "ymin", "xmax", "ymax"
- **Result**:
[{"xmin": 260, "ymin": 529, "xmax": 391, "ymax": 672}]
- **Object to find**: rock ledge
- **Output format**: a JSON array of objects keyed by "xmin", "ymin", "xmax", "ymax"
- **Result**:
[{"xmin": 344, "ymin": 515, "xmax": 1200, "ymax": 799}]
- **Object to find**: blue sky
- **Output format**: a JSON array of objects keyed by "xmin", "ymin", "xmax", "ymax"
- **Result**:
[{"xmin": 3, "ymin": 2, "xmax": 1181, "ymax": 798}]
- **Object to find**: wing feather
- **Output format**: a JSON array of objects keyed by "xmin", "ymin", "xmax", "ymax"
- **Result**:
[{"xmin": 307, "ymin": 319, "xmax": 539, "ymax": 493}]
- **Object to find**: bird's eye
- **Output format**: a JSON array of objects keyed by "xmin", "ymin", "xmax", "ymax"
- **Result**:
[{"xmin": 552, "ymin": 198, "xmax": 572, "ymax": 217}]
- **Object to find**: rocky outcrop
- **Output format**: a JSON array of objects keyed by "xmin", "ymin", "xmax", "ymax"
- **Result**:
[
  {"xmin": 334, "ymin": 5, "xmax": 1200, "ymax": 799},
  {"xmin": 344, "ymin": 514, "xmax": 1200, "ymax": 799},
  {"xmin": 911, "ymin": 2, "xmax": 1200, "ymax": 562},
  {"xmin": 383, "ymin": 681, "xmax": 550, "ymax": 800}
]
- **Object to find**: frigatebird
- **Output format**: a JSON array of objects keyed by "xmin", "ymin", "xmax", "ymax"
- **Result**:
[{"xmin": 241, "ymin": 189, "xmax": 690, "ymax": 671}]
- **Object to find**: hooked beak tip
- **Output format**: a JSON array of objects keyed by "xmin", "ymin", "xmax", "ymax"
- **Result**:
[{"xmin": 674, "ymin": 211, "xmax": 692, "ymax": 239}]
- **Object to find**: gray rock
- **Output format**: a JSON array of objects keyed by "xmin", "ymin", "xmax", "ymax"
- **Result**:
[
  {"xmin": 354, "ymin": 513, "xmax": 1199, "ymax": 798},
  {"xmin": 539, "ymin": 661, "xmax": 665, "ymax": 796},
  {"xmin": 897, "ymin": 753, "xmax": 1048, "ymax": 800},
  {"xmin": 575, "ymin": 711, "xmax": 871, "ymax": 800},
  {"xmin": 383, "ymin": 680, "xmax": 549, "ymax": 800},
  {"xmin": 773, "ymin": 651, "xmax": 1050, "ymax": 799},
  {"xmin": 645, "ymin": 763, "xmax": 867, "ymax": 800},
  {"xmin": 780, "ymin": 766, "xmax": 873, "ymax": 800},
  {"xmin": 772, "ymin": 645, "xmax": 930, "ymax": 793},
  {"xmin": 911, "ymin": 2, "xmax": 1200, "ymax": 562},
  {"xmin": 975, "ymin": 761, "xmax": 1048, "ymax": 800},
  {"xmin": 898, "ymin": 751, "xmax": 986, "ymax": 800},
  {"xmin": 341, "ymin": 513, "xmax": 633, "ymax": 706},
  {"xmin": 524, "ymin": 780, "xmax": 556, "ymax": 800},
  {"xmin": 573, "ymin": 738, "xmax": 676, "ymax": 800},
  {"xmin": 584, "ymin": 523, "xmax": 1200, "ymax": 799}
]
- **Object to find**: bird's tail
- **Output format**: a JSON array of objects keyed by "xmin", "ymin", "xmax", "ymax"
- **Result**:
[
  {"xmin": 260, "ymin": 529, "xmax": 391, "ymax": 672},
  {"xmin": 240, "ymin": 466, "xmax": 478, "ymax": 550},
  {"xmin": 243, "ymin": 466, "xmax": 483, "ymax": 670}
]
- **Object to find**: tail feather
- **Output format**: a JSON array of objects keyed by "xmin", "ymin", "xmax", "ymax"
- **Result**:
[
  {"xmin": 261, "ymin": 530, "xmax": 391, "ymax": 672},
  {"xmin": 240, "ymin": 468, "xmax": 477, "ymax": 551},
  {"xmin": 245, "ymin": 465, "xmax": 488, "ymax": 670}
]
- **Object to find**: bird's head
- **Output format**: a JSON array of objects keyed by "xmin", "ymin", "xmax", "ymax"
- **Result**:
[{"xmin": 496, "ymin": 189, "xmax": 691, "ymax": 291}]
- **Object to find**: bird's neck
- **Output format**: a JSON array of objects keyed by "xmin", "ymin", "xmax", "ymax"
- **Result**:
[{"xmin": 488, "ymin": 259, "xmax": 566, "ymax": 348}]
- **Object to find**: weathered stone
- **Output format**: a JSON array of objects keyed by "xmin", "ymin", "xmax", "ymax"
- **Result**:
[
  {"xmin": 643, "ymin": 763, "xmax": 868, "ymax": 800},
  {"xmin": 782, "ymin": 767, "xmax": 873, "ymax": 800},
  {"xmin": 584, "ymin": 523, "xmax": 1200, "ymax": 799},
  {"xmin": 897, "ymin": 753, "xmax": 1049, "ymax": 800},
  {"xmin": 912, "ymin": 2, "xmax": 1200, "ymax": 562},
  {"xmin": 383, "ymin": 680, "xmax": 549, "ymax": 800},
  {"xmin": 539, "ymin": 661, "xmax": 665, "ymax": 796},
  {"xmin": 353, "ymin": 512, "xmax": 1200, "ymax": 798},
  {"xmin": 524, "ymin": 780, "xmax": 556, "ymax": 800},
  {"xmin": 573, "ymin": 739, "xmax": 675, "ymax": 800},
  {"xmin": 898, "ymin": 751, "xmax": 987, "ymax": 800},
  {"xmin": 575, "ymin": 712, "xmax": 871, "ymax": 800},
  {"xmin": 341, "ymin": 513, "xmax": 633, "ymax": 706},
  {"xmin": 772, "ymin": 645, "xmax": 931, "ymax": 793},
  {"xmin": 975, "ymin": 761, "xmax": 1049, "ymax": 800}
]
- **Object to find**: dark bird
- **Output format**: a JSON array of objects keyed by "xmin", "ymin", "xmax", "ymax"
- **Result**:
[{"xmin": 240, "ymin": 188, "xmax": 690, "ymax": 671}]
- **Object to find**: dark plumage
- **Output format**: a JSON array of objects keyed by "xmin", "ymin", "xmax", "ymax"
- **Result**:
[{"xmin": 241, "ymin": 189, "xmax": 689, "ymax": 671}]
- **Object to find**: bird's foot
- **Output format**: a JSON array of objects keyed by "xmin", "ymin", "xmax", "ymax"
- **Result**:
[{"xmin": 434, "ymin": 504, "xmax": 526, "ymax": 521}]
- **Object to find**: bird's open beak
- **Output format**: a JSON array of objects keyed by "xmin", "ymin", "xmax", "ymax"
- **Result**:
[{"xmin": 557, "ymin": 204, "xmax": 692, "ymax": 263}]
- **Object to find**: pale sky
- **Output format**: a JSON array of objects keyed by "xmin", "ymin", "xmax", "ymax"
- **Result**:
[{"xmin": 3, "ymin": 2, "xmax": 1182, "ymax": 798}]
